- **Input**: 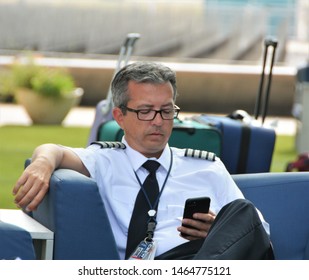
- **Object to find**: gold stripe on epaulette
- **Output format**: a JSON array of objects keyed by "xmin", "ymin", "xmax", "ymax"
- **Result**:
[
  {"xmin": 184, "ymin": 148, "xmax": 216, "ymax": 161},
  {"xmin": 90, "ymin": 141, "xmax": 126, "ymax": 149}
]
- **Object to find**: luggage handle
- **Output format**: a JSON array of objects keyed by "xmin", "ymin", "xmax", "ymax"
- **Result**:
[
  {"xmin": 254, "ymin": 38, "xmax": 278, "ymax": 124},
  {"xmin": 173, "ymin": 126, "xmax": 196, "ymax": 135},
  {"xmin": 116, "ymin": 33, "xmax": 141, "ymax": 72},
  {"xmin": 102, "ymin": 33, "xmax": 141, "ymax": 115}
]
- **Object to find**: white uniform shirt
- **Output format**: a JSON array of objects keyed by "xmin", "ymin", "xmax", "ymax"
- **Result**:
[{"xmin": 70, "ymin": 139, "xmax": 268, "ymax": 260}]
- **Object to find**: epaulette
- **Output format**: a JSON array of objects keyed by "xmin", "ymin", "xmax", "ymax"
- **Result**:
[
  {"xmin": 90, "ymin": 141, "xmax": 126, "ymax": 149},
  {"xmin": 184, "ymin": 148, "xmax": 216, "ymax": 161}
]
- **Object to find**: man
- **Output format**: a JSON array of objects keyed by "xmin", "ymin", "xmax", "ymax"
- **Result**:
[{"xmin": 13, "ymin": 61, "xmax": 272, "ymax": 260}]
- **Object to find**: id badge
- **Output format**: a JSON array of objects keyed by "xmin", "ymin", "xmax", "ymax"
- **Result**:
[{"xmin": 128, "ymin": 239, "xmax": 157, "ymax": 260}]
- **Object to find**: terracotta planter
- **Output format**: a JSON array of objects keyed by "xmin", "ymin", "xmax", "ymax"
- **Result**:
[{"xmin": 15, "ymin": 87, "xmax": 83, "ymax": 125}]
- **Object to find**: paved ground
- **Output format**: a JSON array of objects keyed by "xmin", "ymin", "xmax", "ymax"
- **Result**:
[{"xmin": 0, "ymin": 103, "xmax": 297, "ymax": 136}]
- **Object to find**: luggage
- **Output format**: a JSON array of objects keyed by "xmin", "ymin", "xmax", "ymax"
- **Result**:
[
  {"xmin": 170, "ymin": 119, "xmax": 221, "ymax": 156},
  {"xmin": 253, "ymin": 38, "xmax": 278, "ymax": 124},
  {"xmin": 191, "ymin": 38, "xmax": 278, "ymax": 174},
  {"xmin": 89, "ymin": 35, "xmax": 277, "ymax": 174},
  {"xmin": 97, "ymin": 118, "xmax": 222, "ymax": 156},
  {"xmin": 87, "ymin": 33, "xmax": 140, "ymax": 146},
  {"xmin": 192, "ymin": 114, "xmax": 276, "ymax": 174}
]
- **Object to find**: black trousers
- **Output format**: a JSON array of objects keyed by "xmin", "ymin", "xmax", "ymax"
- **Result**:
[{"xmin": 155, "ymin": 199, "xmax": 274, "ymax": 260}]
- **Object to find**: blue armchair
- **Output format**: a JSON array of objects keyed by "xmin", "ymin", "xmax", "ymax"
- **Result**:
[
  {"xmin": 30, "ymin": 169, "xmax": 309, "ymax": 260},
  {"xmin": 0, "ymin": 222, "xmax": 36, "ymax": 260}
]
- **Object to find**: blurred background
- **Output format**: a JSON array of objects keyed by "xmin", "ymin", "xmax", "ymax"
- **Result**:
[
  {"xmin": 0, "ymin": 0, "xmax": 307, "ymax": 63},
  {"xmin": 0, "ymin": 0, "xmax": 308, "ymax": 112},
  {"xmin": 0, "ymin": 0, "xmax": 309, "ymax": 208}
]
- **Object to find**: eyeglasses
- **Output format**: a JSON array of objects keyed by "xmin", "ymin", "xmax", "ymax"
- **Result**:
[{"xmin": 121, "ymin": 105, "xmax": 180, "ymax": 121}]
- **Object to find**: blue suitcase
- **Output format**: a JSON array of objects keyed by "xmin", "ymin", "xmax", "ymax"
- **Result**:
[
  {"xmin": 192, "ymin": 114, "xmax": 276, "ymax": 174},
  {"xmin": 190, "ymin": 39, "xmax": 278, "ymax": 174},
  {"xmin": 97, "ymin": 118, "xmax": 222, "ymax": 157}
]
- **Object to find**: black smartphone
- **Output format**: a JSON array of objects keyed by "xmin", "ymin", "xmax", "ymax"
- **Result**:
[
  {"xmin": 183, "ymin": 197, "xmax": 211, "ymax": 220},
  {"xmin": 181, "ymin": 197, "xmax": 211, "ymax": 236}
]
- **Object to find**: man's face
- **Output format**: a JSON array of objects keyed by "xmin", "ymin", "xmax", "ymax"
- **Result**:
[{"xmin": 113, "ymin": 81, "xmax": 175, "ymax": 158}]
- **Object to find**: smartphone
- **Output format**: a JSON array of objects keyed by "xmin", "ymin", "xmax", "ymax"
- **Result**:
[
  {"xmin": 181, "ymin": 196, "xmax": 211, "ymax": 236},
  {"xmin": 183, "ymin": 197, "xmax": 211, "ymax": 220}
]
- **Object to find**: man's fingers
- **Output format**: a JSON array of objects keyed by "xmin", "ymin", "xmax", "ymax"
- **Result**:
[
  {"xmin": 193, "ymin": 212, "xmax": 216, "ymax": 224},
  {"xmin": 24, "ymin": 187, "xmax": 48, "ymax": 212},
  {"xmin": 12, "ymin": 173, "xmax": 28, "ymax": 195},
  {"xmin": 178, "ymin": 225, "xmax": 207, "ymax": 240},
  {"xmin": 14, "ymin": 173, "xmax": 49, "ymax": 211},
  {"xmin": 178, "ymin": 212, "xmax": 217, "ymax": 240}
]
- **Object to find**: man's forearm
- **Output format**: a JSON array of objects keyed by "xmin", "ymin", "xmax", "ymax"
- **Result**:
[{"xmin": 31, "ymin": 143, "xmax": 65, "ymax": 173}]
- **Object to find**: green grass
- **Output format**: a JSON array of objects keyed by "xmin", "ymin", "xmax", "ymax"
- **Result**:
[
  {"xmin": 270, "ymin": 135, "xmax": 298, "ymax": 172},
  {"xmin": 0, "ymin": 125, "xmax": 298, "ymax": 209}
]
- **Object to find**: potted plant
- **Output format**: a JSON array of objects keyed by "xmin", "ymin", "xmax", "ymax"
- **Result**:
[{"xmin": 1, "ymin": 57, "xmax": 83, "ymax": 125}]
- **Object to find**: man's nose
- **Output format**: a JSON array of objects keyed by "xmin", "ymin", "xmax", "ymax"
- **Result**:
[{"xmin": 151, "ymin": 111, "xmax": 164, "ymax": 124}]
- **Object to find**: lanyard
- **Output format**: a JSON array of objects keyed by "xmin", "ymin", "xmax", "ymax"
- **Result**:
[{"xmin": 134, "ymin": 148, "xmax": 173, "ymax": 240}]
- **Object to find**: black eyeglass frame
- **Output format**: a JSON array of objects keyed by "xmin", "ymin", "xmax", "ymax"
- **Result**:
[{"xmin": 120, "ymin": 105, "xmax": 180, "ymax": 121}]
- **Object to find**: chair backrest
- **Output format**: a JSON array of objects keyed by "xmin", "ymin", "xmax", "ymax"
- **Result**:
[{"xmin": 233, "ymin": 172, "xmax": 309, "ymax": 260}]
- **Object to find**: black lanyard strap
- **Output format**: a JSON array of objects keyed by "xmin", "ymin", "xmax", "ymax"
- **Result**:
[{"xmin": 134, "ymin": 148, "xmax": 173, "ymax": 239}]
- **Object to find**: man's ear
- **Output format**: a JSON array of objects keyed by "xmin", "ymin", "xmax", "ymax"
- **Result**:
[{"xmin": 112, "ymin": 107, "xmax": 124, "ymax": 129}]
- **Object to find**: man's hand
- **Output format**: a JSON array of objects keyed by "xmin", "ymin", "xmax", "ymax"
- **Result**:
[
  {"xmin": 12, "ymin": 143, "xmax": 89, "ymax": 212},
  {"xmin": 177, "ymin": 210, "xmax": 216, "ymax": 240},
  {"xmin": 13, "ymin": 159, "xmax": 53, "ymax": 212}
]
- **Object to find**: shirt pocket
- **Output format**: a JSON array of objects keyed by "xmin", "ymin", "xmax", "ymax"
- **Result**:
[
  {"xmin": 161, "ymin": 190, "xmax": 214, "ymax": 219},
  {"xmin": 180, "ymin": 191, "xmax": 218, "ymax": 214}
]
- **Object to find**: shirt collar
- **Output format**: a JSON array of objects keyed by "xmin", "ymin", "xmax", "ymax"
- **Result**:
[{"xmin": 122, "ymin": 138, "xmax": 172, "ymax": 173}]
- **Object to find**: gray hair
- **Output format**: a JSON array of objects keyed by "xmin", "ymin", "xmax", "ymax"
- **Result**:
[{"xmin": 111, "ymin": 61, "xmax": 178, "ymax": 108}]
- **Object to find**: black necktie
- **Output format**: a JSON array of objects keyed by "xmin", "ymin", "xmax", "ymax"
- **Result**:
[{"xmin": 125, "ymin": 160, "xmax": 160, "ymax": 259}]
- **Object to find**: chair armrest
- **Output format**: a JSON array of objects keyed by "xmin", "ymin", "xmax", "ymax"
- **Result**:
[
  {"xmin": 233, "ymin": 172, "xmax": 309, "ymax": 260},
  {"xmin": 31, "ymin": 169, "xmax": 120, "ymax": 260},
  {"xmin": 0, "ymin": 222, "xmax": 36, "ymax": 260}
]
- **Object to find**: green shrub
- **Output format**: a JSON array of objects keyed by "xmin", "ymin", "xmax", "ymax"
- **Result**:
[
  {"xmin": 0, "ymin": 57, "xmax": 76, "ymax": 99},
  {"xmin": 31, "ymin": 68, "xmax": 75, "ymax": 98}
]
